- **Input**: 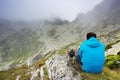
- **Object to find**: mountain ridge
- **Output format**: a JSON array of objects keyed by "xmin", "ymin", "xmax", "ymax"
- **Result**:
[{"xmin": 0, "ymin": 0, "xmax": 120, "ymax": 79}]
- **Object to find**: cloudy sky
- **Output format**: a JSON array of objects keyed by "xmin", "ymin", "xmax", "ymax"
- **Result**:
[{"xmin": 0, "ymin": 0, "xmax": 103, "ymax": 21}]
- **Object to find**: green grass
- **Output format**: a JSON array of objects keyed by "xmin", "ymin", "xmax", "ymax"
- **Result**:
[
  {"xmin": 80, "ymin": 67, "xmax": 120, "ymax": 80},
  {"xmin": 43, "ymin": 66, "xmax": 49, "ymax": 80},
  {"xmin": 0, "ymin": 64, "xmax": 30, "ymax": 80},
  {"xmin": 0, "ymin": 50, "xmax": 55, "ymax": 80},
  {"xmin": 0, "ymin": 40, "xmax": 120, "ymax": 80},
  {"xmin": 105, "ymin": 54, "xmax": 120, "ymax": 69},
  {"xmin": 0, "ymin": 54, "xmax": 120, "ymax": 80},
  {"xmin": 71, "ymin": 57, "xmax": 120, "ymax": 80}
]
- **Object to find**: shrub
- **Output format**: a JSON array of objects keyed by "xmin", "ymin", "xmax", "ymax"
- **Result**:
[{"xmin": 105, "ymin": 55, "xmax": 120, "ymax": 69}]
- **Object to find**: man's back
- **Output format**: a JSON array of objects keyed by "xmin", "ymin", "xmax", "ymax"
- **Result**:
[{"xmin": 78, "ymin": 37, "xmax": 105, "ymax": 73}]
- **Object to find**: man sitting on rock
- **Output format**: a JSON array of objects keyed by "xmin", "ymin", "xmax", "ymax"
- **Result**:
[{"xmin": 68, "ymin": 32, "xmax": 105, "ymax": 73}]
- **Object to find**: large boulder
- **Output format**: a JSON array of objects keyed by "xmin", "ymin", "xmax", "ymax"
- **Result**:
[{"xmin": 46, "ymin": 54, "xmax": 81, "ymax": 80}]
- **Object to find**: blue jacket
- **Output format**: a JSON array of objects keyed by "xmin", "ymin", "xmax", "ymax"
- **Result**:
[{"xmin": 78, "ymin": 37, "xmax": 105, "ymax": 73}]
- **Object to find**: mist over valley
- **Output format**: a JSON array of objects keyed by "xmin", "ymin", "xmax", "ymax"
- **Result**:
[{"xmin": 0, "ymin": 0, "xmax": 120, "ymax": 80}]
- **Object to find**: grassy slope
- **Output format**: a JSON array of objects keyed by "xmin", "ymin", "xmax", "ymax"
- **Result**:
[
  {"xmin": 0, "ymin": 28, "xmax": 43, "ymax": 66},
  {"xmin": 79, "ymin": 67, "xmax": 120, "ymax": 80},
  {"xmin": 0, "ymin": 41, "xmax": 120, "ymax": 80}
]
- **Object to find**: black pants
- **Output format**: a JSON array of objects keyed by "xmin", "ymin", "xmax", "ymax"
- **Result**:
[{"xmin": 75, "ymin": 55, "xmax": 82, "ymax": 65}]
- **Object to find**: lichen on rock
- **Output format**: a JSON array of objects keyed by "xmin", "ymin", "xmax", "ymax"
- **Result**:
[{"xmin": 46, "ymin": 54, "xmax": 81, "ymax": 80}]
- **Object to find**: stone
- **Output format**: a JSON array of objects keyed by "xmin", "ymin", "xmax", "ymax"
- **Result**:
[
  {"xmin": 30, "ymin": 69, "xmax": 40, "ymax": 80},
  {"xmin": 0, "ymin": 61, "xmax": 14, "ymax": 71},
  {"xmin": 40, "ymin": 66, "xmax": 44, "ymax": 80},
  {"xmin": 106, "ymin": 42, "xmax": 120, "ymax": 56},
  {"xmin": 16, "ymin": 75, "xmax": 21, "ymax": 80},
  {"xmin": 27, "ymin": 53, "xmax": 43, "ymax": 67},
  {"xmin": 46, "ymin": 54, "xmax": 81, "ymax": 80}
]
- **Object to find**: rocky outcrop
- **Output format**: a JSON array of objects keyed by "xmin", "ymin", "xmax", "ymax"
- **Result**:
[
  {"xmin": 74, "ymin": 0, "xmax": 120, "ymax": 27},
  {"xmin": 16, "ymin": 75, "xmax": 21, "ymax": 80},
  {"xmin": 106, "ymin": 42, "xmax": 120, "ymax": 56},
  {"xmin": 27, "ymin": 53, "xmax": 43, "ymax": 67},
  {"xmin": 46, "ymin": 54, "xmax": 81, "ymax": 80},
  {"xmin": 28, "ymin": 65, "xmax": 45, "ymax": 80},
  {"xmin": 40, "ymin": 66, "xmax": 45, "ymax": 80},
  {"xmin": 0, "ymin": 61, "xmax": 14, "ymax": 71},
  {"xmin": 30, "ymin": 69, "xmax": 40, "ymax": 80}
]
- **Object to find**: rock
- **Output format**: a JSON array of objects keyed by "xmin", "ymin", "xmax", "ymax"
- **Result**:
[
  {"xmin": 0, "ymin": 61, "xmax": 14, "ymax": 71},
  {"xmin": 30, "ymin": 69, "xmax": 40, "ymax": 80},
  {"xmin": 40, "ymin": 66, "xmax": 45, "ymax": 80},
  {"xmin": 106, "ymin": 42, "xmax": 120, "ymax": 56},
  {"xmin": 116, "ymin": 60, "xmax": 120, "ymax": 64},
  {"xmin": 27, "ymin": 53, "xmax": 43, "ymax": 67},
  {"xmin": 16, "ymin": 75, "xmax": 21, "ymax": 80},
  {"xmin": 46, "ymin": 54, "xmax": 81, "ymax": 80}
]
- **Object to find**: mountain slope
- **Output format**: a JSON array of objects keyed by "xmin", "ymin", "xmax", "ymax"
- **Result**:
[
  {"xmin": 0, "ymin": 0, "xmax": 120, "ymax": 79},
  {"xmin": 0, "ymin": 21, "xmax": 85, "ymax": 70},
  {"xmin": 0, "ymin": 41, "xmax": 120, "ymax": 80},
  {"xmin": 75, "ymin": 0, "xmax": 120, "ymax": 28}
]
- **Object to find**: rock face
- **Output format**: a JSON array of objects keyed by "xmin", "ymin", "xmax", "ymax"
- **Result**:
[
  {"xmin": 40, "ymin": 66, "xmax": 44, "ymax": 80},
  {"xmin": 75, "ymin": 0, "xmax": 120, "ymax": 28},
  {"xmin": 27, "ymin": 53, "xmax": 43, "ymax": 67},
  {"xmin": 30, "ymin": 69, "xmax": 40, "ymax": 80},
  {"xmin": 106, "ymin": 42, "xmax": 120, "ymax": 56},
  {"xmin": 0, "ymin": 61, "xmax": 14, "ymax": 71},
  {"xmin": 16, "ymin": 75, "xmax": 21, "ymax": 80},
  {"xmin": 46, "ymin": 54, "xmax": 81, "ymax": 80}
]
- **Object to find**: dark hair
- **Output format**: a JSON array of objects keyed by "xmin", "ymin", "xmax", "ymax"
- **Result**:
[{"xmin": 86, "ymin": 32, "xmax": 97, "ymax": 40}]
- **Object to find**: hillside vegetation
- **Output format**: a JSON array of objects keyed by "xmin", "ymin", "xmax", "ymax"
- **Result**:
[
  {"xmin": 0, "ymin": 0, "xmax": 120, "ymax": 79},
  {"xmin": 0, "ymin": 40, "xmax": 120, "ymax": 80}
]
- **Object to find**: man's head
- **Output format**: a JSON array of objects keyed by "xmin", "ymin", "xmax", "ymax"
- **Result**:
[{"xmin": 86, "ymin": 32, "xmax": 97, "ymax": 40}]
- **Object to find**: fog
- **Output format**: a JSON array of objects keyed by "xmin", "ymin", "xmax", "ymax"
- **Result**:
[{"xmin": 0, "ymin": 0, "xmax": 103, "ymax": 21}]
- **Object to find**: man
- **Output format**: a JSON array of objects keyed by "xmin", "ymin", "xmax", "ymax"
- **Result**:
[{"xmin": 68, "ymin": 32, "xmax": 105, "ymax": 73}]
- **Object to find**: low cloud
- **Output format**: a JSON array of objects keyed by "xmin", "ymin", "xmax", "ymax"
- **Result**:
[{"xmin": 0, "ymin": 0, "xmax": 103, "ymax": 21}]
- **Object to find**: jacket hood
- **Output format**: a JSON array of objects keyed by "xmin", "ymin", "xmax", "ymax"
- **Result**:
[{"xmin": 85, "ymin": 37, "xmax": 100, "ymax": 48}]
